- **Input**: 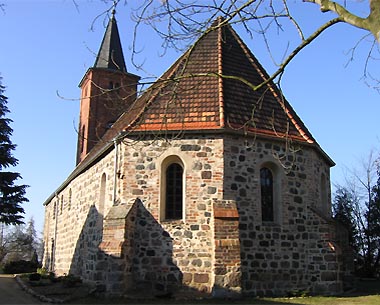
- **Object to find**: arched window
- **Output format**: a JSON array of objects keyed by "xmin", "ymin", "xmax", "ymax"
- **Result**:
[
  {"xmin": 320, "ymin": 173, "xmax": 328, "ymax": 214},
  {"xmin": 50, "ymin": 238, "xmax": 55, "ymax": 272},
  {"xmin": 68, "ymin": 189, "xmax": 72, "ymax": 210},
  {"xmin": 99, "ymin": 173, "xmax": 106, "ymax": 217},
  {"xmin": 53, "ymin": 201, "xmax": 57, "ymax": 220},
  {"xmin": 165, "ymin": 163, "xmax": 183, "ymax": 220},
  {"xmin": 60, "ymin": 195, "xmax": 64, "ymax": 214},
  {"xmin": 260, "ymin": 167, "xmax": 274, "ymax": 222}
]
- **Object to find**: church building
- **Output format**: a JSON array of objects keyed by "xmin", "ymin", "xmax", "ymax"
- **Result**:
[{"xmin": 42, "ymin": 12, "xmax": 353, "ymax": 297}]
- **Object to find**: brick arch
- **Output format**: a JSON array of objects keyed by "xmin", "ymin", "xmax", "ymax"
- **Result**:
[
  {"xmin": 99, "ymin": 173, "xmax": 107, "ymax": 217},
  {"xmin": 320, "ymin": 172, "xmax": 328, "ymax": 215},
  {"xmin": 159, "ymin": 155, "xmax": 186, "ymax": 222},
  {"xmin": 258, "ymin": 160, "xmax": 283, "ymax": 225}
]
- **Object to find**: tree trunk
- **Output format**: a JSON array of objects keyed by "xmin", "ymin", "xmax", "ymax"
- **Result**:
[{"xmin": 369, "ymin": 0, "xmax": 380, "ymax": 40}]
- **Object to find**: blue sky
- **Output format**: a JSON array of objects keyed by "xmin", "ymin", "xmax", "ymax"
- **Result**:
[{"xmin": 1, "ymin": 0, "xmax": 379, "ymax": 233}]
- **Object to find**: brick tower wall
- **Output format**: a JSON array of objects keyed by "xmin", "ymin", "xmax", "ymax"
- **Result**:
[{"xmin": 77, "ymin": 69, "xmax": 139, "ymax": 164}]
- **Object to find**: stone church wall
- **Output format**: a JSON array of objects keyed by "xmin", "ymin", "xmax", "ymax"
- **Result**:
[
  {"xmin": 222, "ymin": 135, "xmax": 342, "ymax": 296},
  {"xmin": 43, "ymin": 152, "xmax": 116, "ymax": 277},
  {"xmin": 43, "ymin": 136, "xmax": 225, "ymax": 295},
  {"xmin": 43, "ymin": 134, "xmax": 346, "ymax": 297},
  {"xmin": 116, "ymin": 136, "xmax": 225, "ymax": 294}
]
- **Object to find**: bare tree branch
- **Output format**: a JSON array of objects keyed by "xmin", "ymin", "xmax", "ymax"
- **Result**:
[{"xmin": 305, "ymin": 0, "xmax": 380, "ymax": 40}]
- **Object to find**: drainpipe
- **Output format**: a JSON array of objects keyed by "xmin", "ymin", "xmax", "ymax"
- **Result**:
[
  {"xmin": 52, "ymin": 192, "xmax": 59, "ymax": 272},
  {"xmin": 0, "ymin": 223, "xmax": 3, "ymax": 250},
  {"xmin": 113, "ymin": 137, "xmax": 119, "ymax": 205}
]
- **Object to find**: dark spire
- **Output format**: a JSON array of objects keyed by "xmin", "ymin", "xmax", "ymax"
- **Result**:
[{"xmin": 94, "ymin": 9, "xmax": 127, "ymax": 71}]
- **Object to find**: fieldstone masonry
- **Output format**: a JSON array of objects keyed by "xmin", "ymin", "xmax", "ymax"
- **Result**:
[{"xmin": 43, "ymin": 135, "xmax": 353, "ymax": 297}]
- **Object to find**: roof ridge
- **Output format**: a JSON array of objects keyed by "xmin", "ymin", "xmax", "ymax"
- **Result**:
[{"xmin": 217, "ymin": 21, "xmax": 225, "ymax": 128}]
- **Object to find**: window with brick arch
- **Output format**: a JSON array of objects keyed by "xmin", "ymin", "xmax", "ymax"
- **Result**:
[
  {"xmin": 99, "ymin": 173, "xmax": 106, "ymax": 217},
  {"xmin": 68, "ymin": 188, "xmax": 72, "ymax": 210},
  {"xmin": 60, "ymin": 195, "xmax": 64, "ymax": 214},
  {"xmin": 53, "ymin": 201, "xmax": 57, "ymax": 220},
  {"xmin": 260, "ymin": 167, "xmax": 274, "ymax": 222},
  {"xmin": 320, "ymin": 173, "xmax": 328, "ymax": 215},
  {"xmin": 165, "ymin": 163, "xmax": 183, "ymax": 220}
]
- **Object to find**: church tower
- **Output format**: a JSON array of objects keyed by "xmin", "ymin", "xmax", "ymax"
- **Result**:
[{"xmin": 77, "ymin": 10, "xmax": 140, "ymax": 164}]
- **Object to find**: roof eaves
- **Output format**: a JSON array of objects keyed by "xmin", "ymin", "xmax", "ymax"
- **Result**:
[
  {"xmin": 78, "ymin": 67, "xmax": 139, "ymax": 88},
  {"xmin": 224, "ymin": 125, "xmax": 335, "ymax": 166},
  {"xmin": 43, "ymin": 140, "xmax": 115, "ymax": 206}
]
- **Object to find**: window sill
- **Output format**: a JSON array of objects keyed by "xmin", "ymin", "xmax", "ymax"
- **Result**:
[
  {"xmin": 262, "ymin": 221, "xmax": 281, "ymax": 227},
  {"xmin": 160, "ymin": 219, "xmax": 184, "ymax": 225}
]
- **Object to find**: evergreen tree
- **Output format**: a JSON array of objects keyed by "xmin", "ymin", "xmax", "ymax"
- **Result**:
[
  {"xmin": 0, "ymin": 77, "xmax": 28, "ymax": 225},
  {"xmin": 0, "ymin": 218, "xmax": 42, "ymax": 264},
  {"xmin": 335, "ymin": 155, "xmax": 380, "ymax": 277},
  {"xmin": 25, "ymin": 217, "xmax": 42, "ymax": 261},
  {"xmin": 332, "ymin": 186, "xmax": 358, "ymax": 251},
  {"xmin": 365, "ymin": 170, "xmax": 380, "ymax": 275}
]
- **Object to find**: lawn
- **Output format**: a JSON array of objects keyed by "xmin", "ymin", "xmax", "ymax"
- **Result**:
[
  {"xmin": 71, "ymin": 293, "xmax": 380, "ymax": 305},
  {"xmin": 246, "ymin": 279, "xmax": 380, "ymax": 305},
  {"xmin": 70, "ymin": 295, "xmax": 380, "ymax": 305},
  {"xmin": 33, "ymin": 277, "xmax": 379, "ymax": 305},
  {"xmin": 260, "ymin": 295, "xmax": 380, "ymax": 305}
]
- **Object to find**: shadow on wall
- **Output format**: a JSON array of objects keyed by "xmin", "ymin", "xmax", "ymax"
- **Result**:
[
  {"xmin": 67, "ymin": 198, "xmax": 248, "ymax": 298},
  {"xmin": 123, "ymin": 198, "xmax": 183, "ymax": 295},
  {"xmin": 68, "ymin": 198, "xmax": 183, "ymax": 297},
  {"xmin": 68, "ymin": 204, "xmax": 103, "ymax": 279}
]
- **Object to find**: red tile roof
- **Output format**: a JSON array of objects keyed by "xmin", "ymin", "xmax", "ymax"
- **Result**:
[
  {"xmin": 84, "ymin": 18, "xmax": 331, "ymax": 165},
  {"xmin": 104, "ymin": 19, "xmax": 314, "ymax": 143},
  {"xmin": 44, "ymin": 19, "xmax": 334, "ymax": 205}
]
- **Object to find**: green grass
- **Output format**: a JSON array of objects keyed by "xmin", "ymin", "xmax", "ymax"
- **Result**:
[
  {"xmin": 67, "ymin": 279, "xmax": 380, "ymax": 305},
  {"xmin": 257, "ymin": 279, "xmax": 380, "ymax": 305},
  {"xmin": 70, "ymin": 295, "xmax": 380, "ymax": 305},
  {"xmin": 260, "ymin": 295, "xmax": 380, "ymax": 305}
]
